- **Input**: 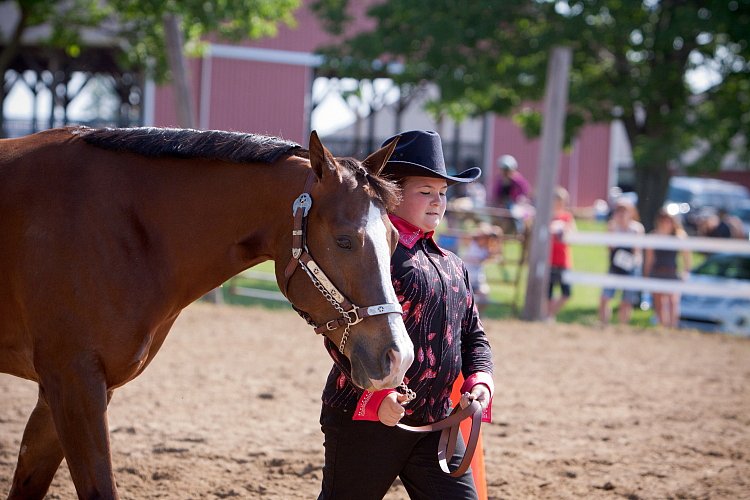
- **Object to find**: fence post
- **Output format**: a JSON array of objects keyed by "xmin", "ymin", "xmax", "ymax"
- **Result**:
[{"xmin": 522, "ymin": 46, "xmax": 572, "ymax": 321}]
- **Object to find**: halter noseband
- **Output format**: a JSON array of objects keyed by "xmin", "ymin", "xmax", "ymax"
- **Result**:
[{"xmin": 282, "ymin": 171, "xmax": 402, "ymax": 354}]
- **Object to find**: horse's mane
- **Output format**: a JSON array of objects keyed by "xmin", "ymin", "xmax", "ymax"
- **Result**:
[
  {"xmin": 76, "ymin": 126, "xmax": 401, "ymax": 210},
  {"xmin": 336, "ymin": 157, "xmax": 402, "ymax": 212},
  {"xmin": 76, "ymin": 126, "xmax": 304, "ymax": 165}
]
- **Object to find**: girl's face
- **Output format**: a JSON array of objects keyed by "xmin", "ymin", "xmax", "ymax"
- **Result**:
[
  {"xmin": 392, "ymin": 176, "xmax": 448, "ymax": 232},
  {"xmin": 655, "ymin": 215, "xmax": 674, "ymax": 233},
  {"xmin": 613, "ymin": 205, "xmax": 632, "ymax": 224}
]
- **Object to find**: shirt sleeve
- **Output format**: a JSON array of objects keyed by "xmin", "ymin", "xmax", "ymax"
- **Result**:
[
  {"xmin": 517, "ymin": 174, "xmax": 531, "ymax": 197},
  {"xmin": 461, "ymin": 372, "xmax": 495, "ymax": 422},
  {"xmin": 460, "ymin": 262, "xmax": 495, "ymax": 422},
  {"xmin": 352, "ymin": 389, "xmax": 397, "ymax": 421}
]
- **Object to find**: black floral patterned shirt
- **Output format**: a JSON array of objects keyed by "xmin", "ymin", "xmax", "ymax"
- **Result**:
[{"xmin": 321, "ymin": 216, "xmax": 494, "ymax": 425}]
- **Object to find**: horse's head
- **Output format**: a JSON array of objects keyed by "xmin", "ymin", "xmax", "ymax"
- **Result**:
[{"xmin": 277, "ymin": 132, "xmax": 413, "ymax": 391}]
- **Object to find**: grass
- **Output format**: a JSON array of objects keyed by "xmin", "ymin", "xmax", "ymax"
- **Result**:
[{"xmin": 215, "ymin": 219, "xmax": 705, "ymax": 328}]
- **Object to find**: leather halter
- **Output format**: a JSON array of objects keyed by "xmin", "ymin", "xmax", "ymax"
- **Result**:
[
  {"xmin": 281, "ymin": 170, "xmax": 402, "ymax": 354},
  {"xmin": 397, "ymin": 399, "xmax": 483, "ymax": 477}
]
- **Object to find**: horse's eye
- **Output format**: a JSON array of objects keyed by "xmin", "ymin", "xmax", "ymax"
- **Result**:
[{"xmin": 336, "ymin": 236, "xmax": 352, "ymax": 249}]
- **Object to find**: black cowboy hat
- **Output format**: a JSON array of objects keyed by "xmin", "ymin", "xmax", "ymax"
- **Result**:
[{"xmin": 381, "ymin": 130, "xmax": 481, "ymax": 185}]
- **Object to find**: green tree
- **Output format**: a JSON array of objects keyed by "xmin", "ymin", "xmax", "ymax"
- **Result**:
[
  {"xmin": 312, "ymin": 0, "xmax": 750, "ymax": 228},
  {"xmin": 0, "ymin": 0, "xmax": 299, "ymax": 130}
]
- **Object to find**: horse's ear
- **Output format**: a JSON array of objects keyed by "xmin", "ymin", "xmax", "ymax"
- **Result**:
[
  {"xmin": 308, "ymin": 130, "xmax": 339, "ymax": 181},
  {"xmin": 362, "ymin": 136, "xmax": 399, "ymax": 176}
]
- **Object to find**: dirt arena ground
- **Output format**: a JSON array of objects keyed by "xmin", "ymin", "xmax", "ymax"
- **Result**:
[{"xmin": 1, "ymin": 303, "xmax": 749, "ymax": 499}]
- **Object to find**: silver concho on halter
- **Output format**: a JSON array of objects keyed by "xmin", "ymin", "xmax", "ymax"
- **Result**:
[{"xmin": 292, "ymin": 193, "xmax": 312, "ymax": 216}]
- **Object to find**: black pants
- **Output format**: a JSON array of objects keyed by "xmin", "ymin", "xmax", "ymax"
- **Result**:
[{"xmin": 318, "ymin": 405, "xmax": 478, "ymax": 500}]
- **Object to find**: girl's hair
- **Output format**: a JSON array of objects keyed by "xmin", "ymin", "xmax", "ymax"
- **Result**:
[{"xmin": 613, "ymin": 199, "xmax": 640, "ymax": 221}]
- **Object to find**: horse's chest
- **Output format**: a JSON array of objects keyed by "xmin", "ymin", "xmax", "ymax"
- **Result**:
[{"xmin": 108, "ymin": 325, "xmax": 172, "ymax": 388}]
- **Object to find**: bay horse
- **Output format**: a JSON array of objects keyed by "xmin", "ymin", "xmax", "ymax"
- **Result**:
[{"xmin": 0, "ymin": 126, "xmax": 414, "ymax": 499}]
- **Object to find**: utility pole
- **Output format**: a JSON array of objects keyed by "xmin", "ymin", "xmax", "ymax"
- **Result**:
[
  {"xmin": 522, "ymin": 46, "xmax": 572, "ymax": 321},
  {"xmin": 164, "ymin": 13, "xmax": 195, "ymax": 129}
]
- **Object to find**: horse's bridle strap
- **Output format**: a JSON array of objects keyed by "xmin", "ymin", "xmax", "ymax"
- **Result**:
[
  {"xmin": 313, "ymin": 303, "xmax": 402, "ymax": 335},
  {"xmin": 283, "ymin": 172, "xmax": 315, "ymax": 285},
  {"xmin": 283, "ymin": 170, "xmax": 401, "ymax": 353},
  {"xmin": 397, "ymin": 400, "xmax": 483, "ymax": 477}
]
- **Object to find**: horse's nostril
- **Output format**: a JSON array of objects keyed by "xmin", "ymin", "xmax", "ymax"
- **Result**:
[{"xmin": 385, "ymin": 346, "xmax": 400, "ymax": 374}]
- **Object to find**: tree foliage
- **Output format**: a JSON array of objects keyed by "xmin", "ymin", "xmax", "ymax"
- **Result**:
[
  {"xmin": 312, "ymin": 0, "xmax": 750, "ymax": 225},
  {"xmin": 1, "ymin": 0, "xmax": 299, "ymax": 81}
]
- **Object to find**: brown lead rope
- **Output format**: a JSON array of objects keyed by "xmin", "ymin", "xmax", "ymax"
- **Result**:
[{"xmin": 396, "ymin": 400, "xmax": 483, "ymax": 477}]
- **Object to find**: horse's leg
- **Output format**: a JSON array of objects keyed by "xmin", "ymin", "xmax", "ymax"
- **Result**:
[
  {"xmin": 37, "ymin": 366, "xmax": 118, "ymax": 500},
  {"xmin": 7, "ymin": 393, "xmax": 64, "ymax": 500}
]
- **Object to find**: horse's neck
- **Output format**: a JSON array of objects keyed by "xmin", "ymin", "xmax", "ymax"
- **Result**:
[{"xmin": 132, "ymin": 156, "xmax": 309, "ymax": 304}]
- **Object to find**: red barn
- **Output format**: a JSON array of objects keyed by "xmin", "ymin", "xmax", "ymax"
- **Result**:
[{"xmin": 147, "ymin": 1, "xmax": 629, "ymax": 209}]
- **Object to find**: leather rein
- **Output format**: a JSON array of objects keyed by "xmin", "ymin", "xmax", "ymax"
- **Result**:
[
  {"xmin": 281, "ymin": 171, "xmax": 402, "ymax": 354},
  {"xmin": 397, "ymin": 398, "xmax": 483, "ymax": 477}
]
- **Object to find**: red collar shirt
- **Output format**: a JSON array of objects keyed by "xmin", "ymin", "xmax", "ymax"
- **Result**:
[{"xmin": 321, "ymin": 215, "xmax": 494, "ymax": 425}]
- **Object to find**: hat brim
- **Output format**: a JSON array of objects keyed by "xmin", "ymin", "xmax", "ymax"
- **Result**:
[{"xmin": 383, "ymin": 161, "xmax": 481, "ymax": 185}]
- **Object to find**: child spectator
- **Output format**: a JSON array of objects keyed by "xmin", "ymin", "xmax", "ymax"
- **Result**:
[
  {"xmin": 547, "ymin": 187, "xmax": 576, "ymax": 321},
  {"xmin": 643, "ymin": 209, "xmax": 691, "ymax": 328},
  {"xmin": 462, "ymin": 223, "xmax": 502, "ymax": 310},
  {"xmin": 599, "ymin": 198, "xmax": 645, "ymax": 325}
]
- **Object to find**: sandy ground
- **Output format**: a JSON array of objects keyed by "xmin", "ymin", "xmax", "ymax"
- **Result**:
[{"xmin": 1, "ymin": 303, "xmax": 749, "ymax": 499}]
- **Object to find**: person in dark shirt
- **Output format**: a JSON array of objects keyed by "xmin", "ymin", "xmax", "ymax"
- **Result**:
[
  {"xmin": 643, "ymin": 209, "xmax": 691, "ymax": 328},
  {"xmin": 318, "ymin": 130, "xmax": 495, "ymax": 500},
  {"xmin": 708, "ymin": 208, "xmax": 744, "ymax": 239}
]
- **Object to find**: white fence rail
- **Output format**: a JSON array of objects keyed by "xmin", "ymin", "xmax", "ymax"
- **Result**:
[
  {"xmin": 561, "ymin": 232, "xmax": 750, "ymax": 298},
  {"xmin": 565, "ymin": 232, "xmax": 750, "ymax": 254},
  {"xmin": 229, "ymin": 270, "xmax": 286, "ymax": 302},
  {"xmin": 227, "ymin": 232, "xmax": 750, "ymax": 303}
]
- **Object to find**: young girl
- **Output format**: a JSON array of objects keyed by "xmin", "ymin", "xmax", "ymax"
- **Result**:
[
  {"xmin": 599, "ymin": 198, "xmax": 645, "ymax": 325},
  {"xmin": 318, "ymin": 130, "xmax": 494, "ymax": 500},
  {"xmin": 643, "ymin": 209, "xmax": 691, "ymax": 328},
  {"xmin": 548, "ymin": 186, "xmax": 576, "ymax": 321},
  {"xmin": 462, "ymin": 223, "xmax": 502, "ymax": 312}
]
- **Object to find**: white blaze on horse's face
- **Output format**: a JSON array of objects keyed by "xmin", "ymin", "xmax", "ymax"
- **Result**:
[{"xmin": 358, "ymin": 201, "xmax": 413, "ymax": 390}]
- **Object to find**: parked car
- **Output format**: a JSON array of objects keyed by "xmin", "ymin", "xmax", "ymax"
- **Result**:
[
  {"xmin": 731, "ymin": 200, "xmax": 750, "ymax": 239},
  {"xmin": 679, "ymin": 253, "xmax": 750, "ymax": 336},
  {"xmin": 664, "ymin": 176, "xmax": 750, "ymax": 234}
]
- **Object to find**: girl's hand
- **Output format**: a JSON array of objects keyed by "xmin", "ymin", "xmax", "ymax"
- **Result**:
[
  {"xmin": 378, "ymin": 392, "xmax": 410, "ymax": 426},
  {"xmin": 469, "ymin": 384, "xmax": 491, "ymax": 411}
]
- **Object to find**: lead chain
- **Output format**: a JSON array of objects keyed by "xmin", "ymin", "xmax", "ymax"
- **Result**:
[
  {"xmin": 338, "ymin": 324, "xmax": 351, "ymax": 354},
  {"xmin": 306, "ymin": 263, "xmax": 351, "ymax": 353}
]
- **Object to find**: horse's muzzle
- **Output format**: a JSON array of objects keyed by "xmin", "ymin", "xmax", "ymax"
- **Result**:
[
  {"xmin": 350, "ymin": 322, "xmax": 414, "ymax": 391},
  {"xmin": 368, "ymin": 343, "xmax": 414, "ymax": 391}
]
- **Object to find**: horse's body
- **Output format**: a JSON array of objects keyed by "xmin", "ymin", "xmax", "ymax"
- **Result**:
[{"xmin": 0, "ymin": 127, "xmax": 412, "ymax": 499}]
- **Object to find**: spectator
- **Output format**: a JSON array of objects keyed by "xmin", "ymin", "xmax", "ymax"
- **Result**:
[
  {"xmin": 493, "ymin": 154, "xmax": 530, "ymax": 209},
  {"xmin": 547, "ymin": 187, "xmax": 576, "ymax": 322},
  {"xmin": 708, "ymin": 208, "xmax": 745, "ymax": 239},
  {"xmin": 492, "ymin": 154, "xmax": 533, "ymax": 235},
  {"xmin": 643, "ymin": 209, "xmax": 692, "ymax": 328},
  {"xmin": 599, "ymin": 198, "xmax": 645, "ymax": 325},
  {"xmin": 462, "ymin": 222, "xmax": 503, "ymax": 311}
]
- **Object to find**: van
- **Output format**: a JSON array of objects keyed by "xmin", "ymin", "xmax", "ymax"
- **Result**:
[{"xmin": 664, "ymin": 176, "xmax": 750, "ymax": 233}]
